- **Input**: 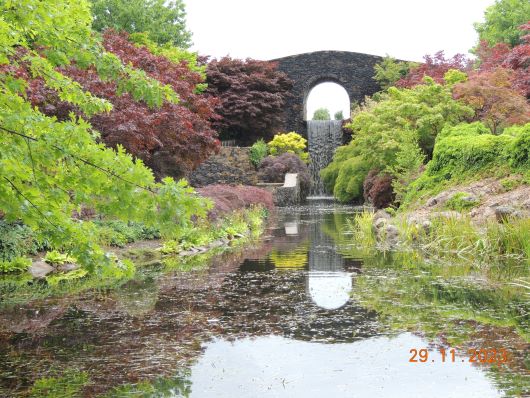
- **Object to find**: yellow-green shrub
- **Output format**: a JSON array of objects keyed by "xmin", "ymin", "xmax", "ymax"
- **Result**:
[{"xmin": 268, "ymin": 132, "xmax": 308, "ymax": 162}]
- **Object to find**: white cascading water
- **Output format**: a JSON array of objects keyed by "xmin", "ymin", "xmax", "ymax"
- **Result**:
[{"xmin": 307, "ymin": 120, "xmax": 343, "ymax": 196}]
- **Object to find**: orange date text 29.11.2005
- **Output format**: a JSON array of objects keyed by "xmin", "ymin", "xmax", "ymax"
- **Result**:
[{"xmin": 409, "ymin": 348, "xmax": 508, "ymax": 366}]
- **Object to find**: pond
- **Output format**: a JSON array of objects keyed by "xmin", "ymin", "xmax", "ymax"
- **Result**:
[{"xmin": 0, "ymin": 203, "xmax": 528, "ymax": 397}]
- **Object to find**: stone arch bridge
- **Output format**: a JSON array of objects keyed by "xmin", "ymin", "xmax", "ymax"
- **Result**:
[{"xmin": 272, "ymin": 50, "xmax": 384, "ymax": 136}]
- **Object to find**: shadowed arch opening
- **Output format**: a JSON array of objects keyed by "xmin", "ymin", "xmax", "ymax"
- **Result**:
[{"xmin": 304, "ymin": 82, "xmax": 351, "ymax": 121}]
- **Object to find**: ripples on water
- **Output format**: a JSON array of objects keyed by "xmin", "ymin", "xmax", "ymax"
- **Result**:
[{"xmin": 0, "ymin": 202, "xmax": 528, "ymax": 397}]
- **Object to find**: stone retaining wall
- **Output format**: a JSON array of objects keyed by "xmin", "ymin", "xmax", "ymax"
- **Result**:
[{"xmin": 187, "ymin": 147, "xmax": 259, "ymax": 187}]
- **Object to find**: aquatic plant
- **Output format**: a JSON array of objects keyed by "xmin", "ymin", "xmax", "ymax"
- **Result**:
[
  {"xmin": 161, "ymin": 206, "xmax": 267, "ymax": 254},
  {"xmin": 350, "ymin": 211, "xmax": 530, "ymax": 268}
]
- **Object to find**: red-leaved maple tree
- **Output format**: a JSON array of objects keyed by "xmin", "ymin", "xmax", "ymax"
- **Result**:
[
  {"xmin": 476, "ymin": 22, "xmax": 530, "ymax": 98},
  {"xmin": 205, "ymin": 57, "xmax": 293, "ymax": 144},
  {"xmin": 396, "ymin": 51, "xmax": 470, "ymax": 88},
  {"xmin": 453, "ymin": 67, "xmax": 530, "ymax": 134},
  {"xmin": 25, "ymin": 30, "xmax": 220, "ymax": 179}
]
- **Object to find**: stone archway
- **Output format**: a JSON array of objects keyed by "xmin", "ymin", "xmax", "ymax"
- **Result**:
[
  {"xmin": 303, "ymin": 78, "xmax": 351, "ymax": 121},
  {"xmin": 272, "ymin": 50, "xmax": 383, "ymax": 136}
]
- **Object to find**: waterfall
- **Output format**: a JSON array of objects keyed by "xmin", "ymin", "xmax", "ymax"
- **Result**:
[{"xmin": 307, "ymin": 120, "xmax": 343, "ymax": 196}]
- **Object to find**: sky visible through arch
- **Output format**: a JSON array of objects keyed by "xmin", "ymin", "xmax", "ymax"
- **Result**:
[{"xmin": 186, "ymin": 0, "xmax": 495, "ymax": 119}]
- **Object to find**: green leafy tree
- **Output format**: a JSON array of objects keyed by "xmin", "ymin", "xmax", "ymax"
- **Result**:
[
  {"xmin": 473, "ymin": 0, "xmax": 530, "ymax": 48},
  {"xmin": 334, "ymin": 110, "xmax": 344, "ymax": 120},
  {"xmin": 312, "ymin": 107, "xmax": 331, "ymax": 120},
  {"xmin": 373, "ymin": 56, "xmax": 419, "ymax": 90},
  {"xmin": 321, "ymin": 72, "xmax": 474, "ymax": 202},
  {"xmin": 90, "ymin": 0, "xmax": 192, "ymax": 47},
  {"xmin": 387, "ymin": 131, "xmax": 425, "ymax": 204},
  {"xmin": 0, "ymin": 0, "xmax": 209, "ymax": 273}
]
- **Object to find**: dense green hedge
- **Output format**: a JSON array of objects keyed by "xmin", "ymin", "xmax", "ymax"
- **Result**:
[
  {"xmin": 332, "ymin": 156, "xmax": 372, "ymax": 203},
  {"xmin": 403, "ymin": 122, "xmax": 530, "ymax": 206}
]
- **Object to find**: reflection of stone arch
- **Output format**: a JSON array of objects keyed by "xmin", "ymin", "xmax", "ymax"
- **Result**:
[
  {"xmin": 307, "ymin": 271, "xmax": 352, "ymax": 310},
  {"xmin": 273, "ymin": 51, "xmax": 383, "ymax": 136}
]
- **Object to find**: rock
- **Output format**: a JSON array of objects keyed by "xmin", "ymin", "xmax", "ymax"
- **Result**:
[
  {"xmin": 426, "ymin": 197, "xmax": 438, "ymax": 207},
  {"xmin": 385, "ymin": 224, "xmax": 399, "ymax": 241},
  {"xmin": 421, "ymin": 220, "xmax": 432, "ymax": 234},
  {"xmin": 187, "ymin": 147, "xmax": 259, "ymax": 187},
  {"xmin": 274, "ymin": 173, "xmax": 301, "ymax": 207},
  {"xmin": 179, "ymin": 250, "xmax": 195, "ymax": 256},
  {"xmin": 429, "ymin": 191, "xmax": 454, "ymax": 207},
  {"xmin": 375, "ymin": 222, "xmax": 399, "ymax": 246},
  {"xmin": 434, "ymin": 211, "xmax": 463, "ymax": 220},
  {"xmin": 494, "ymin": 206, "xmax": 521, "ymax": 223},
  {"xmin": 29, "ymin": 261, "xmax": 54, "ymax": 278},
  {"xmin": 209, "ymin": 240, "xmax": 224, "ymax": 248},
  {"xmin": 373, "ymin": 209, "xmax": 391, "ymax": 222},
  {"xmin": 373, "ymin": 217, "xmax": 387, "ymax": 230},
  {"xmin": 456, "ymin": 193, "xmax": 478, "ymax": 203},
  {"xmin": 57, "ymin": 263, "xmax": 79, "ymax": 272}
]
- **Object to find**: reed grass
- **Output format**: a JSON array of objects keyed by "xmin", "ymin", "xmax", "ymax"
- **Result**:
[{"xmin": 350, "ymin": 211, "xmax": 529, "ymax": 271}]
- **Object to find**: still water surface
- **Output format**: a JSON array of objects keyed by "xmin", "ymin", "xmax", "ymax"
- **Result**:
[{"xmin": 0, "ymin": 203, "xmax": 528, "ymax": 397}]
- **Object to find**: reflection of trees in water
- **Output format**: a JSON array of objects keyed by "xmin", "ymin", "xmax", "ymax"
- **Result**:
[
  {"xmin": 216, "ymin": 270, "xmax": 381, "ymax": 342},
  {"xmin": 352, "ymin": 253, "xmax": 530, "ymax": 397},
  {"xmin": 0, "ymin": 205, "xmax": 528, "ymax": 397}
]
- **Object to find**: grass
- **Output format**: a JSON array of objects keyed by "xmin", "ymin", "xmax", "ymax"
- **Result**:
[
  {"xmin": 350, "ymin": 211, "xmax": 530, "ymax": 269},
  {"xmin": 347, "ymin": 213, "xmax": 530, "ymax": 343},
  {"xmin": 444, "ymin": 192, "xmax": 480, "ymax": 211},
  {"xmin": 161, "ymin": 205, "xmax": 267, "ymax": 254}
]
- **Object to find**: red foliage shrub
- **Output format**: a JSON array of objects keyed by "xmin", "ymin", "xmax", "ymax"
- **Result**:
[
  {"xmin": 197, "ymin": 185, "xmax": 274, "ymax": 219},
  {"xmin": 396, "ymin": 51, "xmax": 470, "ymax": 88},
  {"xmin": 205, "ymin": 57, "xmax": 293, "ymax": 144},
  {"xmin": 453, "ymin": 67, "xmax": 530, "ymax": 134},
  {"xmin": 476, "ymin": 23, "xmax": 530, "ymax": 98},
  {"xmin": 475, "ymin": 40, "xmax": 511, "ymax": 71},
  {"xmin": 258, "ymin": 153, "xmax": 311, "ymax": 199},
  {"xmin": 362, "ymin": 169, "xmax": 379, "ymax": 202},
  {"xmin": 363, "ymin": 170, "xmax": 395, "ymax": 209},
  {"xmin": 24, "ymin": 30, "xmax": 219, "ymax": 179}
]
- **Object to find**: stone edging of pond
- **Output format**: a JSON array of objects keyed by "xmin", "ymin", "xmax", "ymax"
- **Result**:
[{"xmin": 27, "ymin": 231, "xmax": 254, "ymax": 279}]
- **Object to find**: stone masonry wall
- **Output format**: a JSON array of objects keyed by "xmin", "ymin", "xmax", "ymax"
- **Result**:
[
  {"xmin": 187, "ymin": 147, "xmax": 259, "ymax": 187},
  {"xmin": 273, "ymin": 50, "xmax": 383, "ymax": 137}
]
